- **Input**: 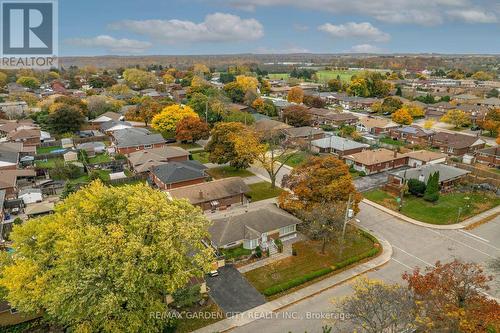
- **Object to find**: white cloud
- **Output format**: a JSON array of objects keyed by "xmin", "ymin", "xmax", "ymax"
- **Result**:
[
  {"xmin": 347, "ymin": 44, "xmax": 385, "ymax": 53},
  {"xmin": 65, "ymin": 35, "xmax": 152, "ymax": 54},
  {"xmin": 109, "ymin": 13, "xmax": 264, "ymax": 43},
  {"xmin": 318, "ymin": 22, "xmax": 390, "ymax": 42},
  {"xmin": 221, "ymin": 0, "xmax": 496, "ymax": 25},
  {"xmin": 447, "ymin": 9, "xmax": 497, "ymax": 23}
]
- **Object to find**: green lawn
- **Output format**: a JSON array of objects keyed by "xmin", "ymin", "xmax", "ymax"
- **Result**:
[
  {"xmin": 206, "ymin": 166, "xmax": 254, "ymax": 179},
  {"xmin": 267, "ymin": 73, "xmax": 290, "ymax": 80},
  {"xmin": 191, "ymin": 151, "xmax": 210, "ymax": 164},
  {"xmin": 246, "ymin": 181, "xmax": 284, "ymax": 202},
  {"xmin": 379, "ymin": 137, "xmax": 406, "ymax": 147},
  {"xmin": 174, "ymin": 303, "xmax": 224, "ymax": 333},
  {"xmin": 88, "ymin": 153, "xmax": 112, "ymax": 164},
  {"xmin": 244, "ymin": 229, "xmax": 375, "ymax": 293},
  {"xmin": 364, "ymin": 189, "xmax": 500, "ymax": 225},
  {"xmin": 35, "ymin": 158, "xmax": 64, "ymax": 169},
  {"xmin": 172, "ymin": 142, "xmax": 203, "ymax": 150},
  {"xmin": 68, "ymin": 170, "xmax": 112, "ymax": 185},
  {"xmin": 221, "ymin": 245, "xmax": 252, "ymax": 260},
  {"xmin": 278, "ymin": 151, "xmax": 311, "ymax": 168},
  {"xmin": 36, "ymin": 146, "xmax": 62, "ymax": 154},
  {"xmin": 316, "ymin": 70, "xmax": 361, "ymax": 83}
]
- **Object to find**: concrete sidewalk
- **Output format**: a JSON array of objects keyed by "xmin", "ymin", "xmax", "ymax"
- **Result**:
[
  {"xmin": 362, "ymin": 198, "xmax": 500, "ymax": 230},
  {"xmin": 194, "ymin": 235, "xmax": 392, "ymax": 333}
]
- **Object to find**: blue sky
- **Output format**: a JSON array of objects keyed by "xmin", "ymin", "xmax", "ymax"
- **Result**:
[{"xmin": 60, "ymin": 0, "xmax": 500, "ymax": 55}]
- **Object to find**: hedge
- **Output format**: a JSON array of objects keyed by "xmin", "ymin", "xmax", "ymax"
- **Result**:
[{"xmin": 262, "ymin": 232, "xmax": 381, "ymax": 297}]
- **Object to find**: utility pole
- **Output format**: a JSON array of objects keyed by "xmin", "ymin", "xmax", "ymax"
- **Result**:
[{"xmin": 342, "ymin": 193, "xmax": 353, "ymax": 241}]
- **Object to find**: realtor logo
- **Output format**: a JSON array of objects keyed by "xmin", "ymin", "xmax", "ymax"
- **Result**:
[{"xmin": 0, "ymin": 0, "xmax": 58, "ymax": 68}]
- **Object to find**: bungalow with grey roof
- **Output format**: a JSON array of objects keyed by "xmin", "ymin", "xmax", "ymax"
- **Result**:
[
  {"xmin": 387, "ymin": 164, "xmax": 469, "ymax": 192},
  {"xmin": 150, "ymin": 160, "xmax": 208, "ymax": 190},
  {"xmin": 209, "ymin": 204, "xmax": 302, "ymax": 250},
  {"xmin": 311, "ymin": 136, "xmax": 369, "ymax": 157},
  {"xmin": 111, "ymin": 128, "xmax": 165, "ymax": 154}
]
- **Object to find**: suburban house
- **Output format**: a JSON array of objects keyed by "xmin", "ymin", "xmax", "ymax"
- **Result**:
[
  {"xmin": 100, "ymin": 120, "xmax": 133, "ymax": 134},
  {"xmin": 345, "ymin": 148, "xmax": 408, "ymax": 175},
  {"xmin": 209, "ymin": 205, "xmax": 302, "ymax": 250},
  {"xmin": 455, "ymin": 104, "xmax": 488, "ymax": 122},
  {"xmin": 167, "ymin": 177, "xmax": 249, "ymax": 212},
  {"xmin": 388, "ymin": 126, "xmax": 435, "ymax": 145},
  {"xmin": 282, "ymin": 126, "xmax": 325, "ymax": 146},
  {"xmin": 254, "ymin": 119, "xmax": 291, "ymax": 134},
  {"xmin": 150, "ymin": 160, "xmax": 208, "ymax": 190},
  {"xmin": 311, "ymin": 136, "xmax": 369, "ymax": 157},
  {"xmin": 475, "ymin": 146, "xmax": 500, "ymax": 167},
  {"xmin": 0, "ymin": 150, "xmax": 18, "ymax": 170},
  {"xmin": 356, "ymin": 117, "xmax": 398, "ymax": 135},
  {"xmin": 425, "ymin": 101, "xmax": 454, "ymax": 118},
  {"xmin": 89, "ymin": 111, "xmax": 123, "ymax": 125},
  {"xmin": 404, "ymin": 150, "xmax": 447, "ymax": 167},
  {"xmin": 387, "ymin": 164, "xmax": 469, "ymax": 192},
  {"xmin": 111, "ymin": 128, "xmax": 165, "ymax": 154},
  {"xmin": 0, "ymin": 169, "xmax": 36, "ymax": 199},
  {"xmin": 431, "ymin": 132, "xmax": 486, "ymax": 156},
  {"xmin": 339, "ymin": 96, "xmax": 379, "ymax": 112},
  {"xmin": 306, "ymin": 108, "xmax": 359, "ymax": 126},
  {"xmin": 7, "ymin": 129, "xmax": 41, "ymax": 146},
  {"xmin": 127, "ymin": 146, "xmax": 190, "ymax": 173},
  {"xmin": 479, "ymin": 97, "xmax": 500, "ymax": 109},
  {"xmin": 0, "ymin": 101, "xmax": 29, "ymax": 119},
  {"xmin": 452, "ymin": 93, "xmax": 481, "ymax": 105}
]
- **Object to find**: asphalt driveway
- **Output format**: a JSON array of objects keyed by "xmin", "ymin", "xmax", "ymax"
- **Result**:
[
  {"xmin": 354, "ymin": 167, "xmax": 408, "ymax": 192},
  {"xmin": 206, "ymin": 265, "xmax": 266, "ymax": 315}
]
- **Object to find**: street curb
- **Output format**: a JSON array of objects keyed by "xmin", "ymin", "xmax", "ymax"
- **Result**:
[
  {"xmin": 193, "ymin": 233, "xmax": 392, "ymax": 333},
  {"xmin": 362, "ymin": 199, "xmax": 500, "ymax": 230}
]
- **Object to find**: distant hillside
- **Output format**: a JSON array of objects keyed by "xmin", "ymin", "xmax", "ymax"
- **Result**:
[{"xmin": 59, "ymin": 54, "xmax": 500, "ymax": 72}]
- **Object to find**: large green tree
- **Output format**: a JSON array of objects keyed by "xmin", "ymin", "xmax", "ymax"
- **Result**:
[
  {"xmin": 47, "ymin": 103, "xmax": 85, "ymax": 134},
  {"xmin": 0, "ymin": 182, "xmax": 213, "ymax": 333}
]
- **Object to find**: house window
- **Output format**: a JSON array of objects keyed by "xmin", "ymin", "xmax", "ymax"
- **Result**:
[
  {"xmin": 279, "ymin": 224, "xmax": 296, "ymax": 236},
  {"xmin": 144, "ymin": 144, "xmax": 153, "ymax": 149},
  {"xmin": 447, "ymin": 147, "xmax": 454, "ymax": 153}
]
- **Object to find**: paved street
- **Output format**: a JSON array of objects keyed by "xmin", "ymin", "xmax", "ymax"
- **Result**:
[{"xmin": 229, "ymin": 201, "xmax": 500, "ymax": 333}]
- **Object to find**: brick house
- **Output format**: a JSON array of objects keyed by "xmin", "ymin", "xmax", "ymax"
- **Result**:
[
  {"xmin": 167, "ymin": 177, "xmax": 249, "ymax": 212},
  {"xmin": 344, "ymin": 148, "xmax": 408, "ymax": 175},
  {"xmin": 387, "ymin": 164, "xmax": 469, "ymax": 193},
  {"xmin": 357, "ymin": 117, "xmax": 398, "ymax": 135},
  {"xmin": 282, "ymin": 126, "xmax": 325, "ymax": 146},
  {"xmin": 431, "ymin": 132, "xmax": 486, "ymax": 156},
  {"xmin": 7, "ymin": 129, "xmax": 41, "ymax": 147},
  {"xmin": 150, "ymin": 160, "xmax": 208, "ymax": 190},
  {"xmin": 127, "ymin": 146, "xmax": 190, "ymax": 173},
  {"xmin": 307, "ymin": 108, "xmax": 359, "ymax": 126},
  {"xmin": 475, "ymin": 146, "xmax": 500, "ymax": 167},
  {"xmin": 389, "ymin": 126, "xmax": 435, "ymax": 145},
  {"xmin": 112, "ymin": 128, "xmax": 166, "ymax": 154},
  {"xmin": 425, "ymin": 101, "xmax": 454, "ymax": 119},
  {"xmin": 311, "ymin": 135, "xmax": 369, "ymax": 157}
]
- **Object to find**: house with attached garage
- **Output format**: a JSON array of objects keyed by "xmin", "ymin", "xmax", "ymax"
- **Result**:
[
  {"xmin": 282, "ymin": 126, "xmax": 325, "ymax": 146},
  {"xmin": 404, "ymin": 150, "xmax": 447, "ymax": 167},
  {"xmin": 208, "ymin": 204, "xmax": 302, "ymax": 251},
  {"xmin": 387, "ymin": 164, "xmax": 469, "ymax": 193},
  {"xmin": 167, "ymin": 177, "xmax": 249, "ymax": 212},
  {"xmin": 356, "ymin": 117, "xmax": 398, "ymax": 135},
  {"xmin": 311, "ymin": 135, "xmax": 369, "ymax": 157},
  {"xmin": 127, "ymin": 146, "xmax": 189, "ymax": 174},
  {"xmin": 388, "ymin": 125, "xmax": 435, "ymax": 146},
  {"xmin": 474, "ymin": 146, "xmax": 500, "ymax": 167},
  {"xmin": 150, "ymin": 160, "xmax": 208, "ymax": 190},
  {"xmin": 111, "ymin": 128, "xmax": 165, "ymax": 154},
  {"xmin": 345, "ymin": 148, "xmax": 408, "ymax": 175},
  {"xmin": 431, "ymin": 132, "xmax": 486, "ymax": 156},
  {"xmin": 89, "ymin": 111, "xmax": 123, "ymax": 126}
]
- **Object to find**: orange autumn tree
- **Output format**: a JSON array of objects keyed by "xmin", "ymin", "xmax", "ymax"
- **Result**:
[
  {"xmin": 403, "ymin": 260, "xmax": 500, "ymax": 333},
  {"xmin": 175, "ymin": 116, "xmax": 209, "ymax": 143},
  {"xmin": 279, "ymin": 156, "xmax": 361, "ymax": 213},
  {"xmin": 392, "ymin": 108, "xmax": 413, "ymax": 125},
  {"xmin": 287, "ymin": 86, "xmax": 304, "ymax": 103}
]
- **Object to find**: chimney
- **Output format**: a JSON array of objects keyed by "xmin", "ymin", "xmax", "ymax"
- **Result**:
[{"xmin": 198, "ymin": 190, "xmax": 204, "ymax": 199}]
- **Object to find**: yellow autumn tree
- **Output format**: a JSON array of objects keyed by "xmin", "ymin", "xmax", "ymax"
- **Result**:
[
  {"xmin": 423, "ymin": 119, "xmax": 435, "ymax": 130},
  {"xmin": 193, "ymin": 63, "xmax": 210, "ymax": 75},
  {"xmin": 162, "ymin": 73, "xmax": 175, "ymax": 84},
  {"xmin": 401, "ymin": 104, "xmax": 425, "ymax": 118},
  {"xmin": 236, "ymin": 75, "xmax": 259, "ymax": 92},
  {"xmin": 287, "ymin": 86, "xmax": 304, "ymax": 103},
  {"xmin": 151, "ymin": 104, "xmax": 198, "ymax": 133},
  {"xmin": 392, "ymin": 108, "xmax": 413, "ymax": 125},
  {"xmin": 440, "ymin": 109, "xmax": 471, "ymax": 129}
]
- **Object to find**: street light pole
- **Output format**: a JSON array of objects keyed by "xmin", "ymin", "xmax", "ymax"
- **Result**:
[{"xmin": 342, "ymin": 193, "xmax": 353, "ymax": 241}]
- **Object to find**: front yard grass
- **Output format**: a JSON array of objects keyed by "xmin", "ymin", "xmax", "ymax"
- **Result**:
[
  {"xmin": 191, "ymin": 151, "xmax": 210, "ymax": 164},
  {"xmin": 364, "ymin": 189, "xmax": 500, "ymax": 225},
  {"xmin": 221, "ymin": 245, "xmax": 252, "ymax": 260},
  {"xmin": 244, "ymin": 228, "xmax": 376, "ymax": 294},
  {"xmin": 174, "ymin": 302, "xmax": 225, "ymax": 333},
  {"xmin": 206, "ymin": 166, "xmax": 254, "ymax": 179},
  {"xmin": 278, "ymin": 151, "xmax": 311, "ymax": 168},
  {"xmin": 246, "ymin": 182, "xmax": 284, "ymax": 202}
]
